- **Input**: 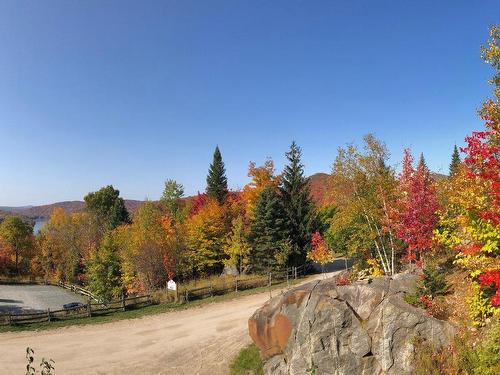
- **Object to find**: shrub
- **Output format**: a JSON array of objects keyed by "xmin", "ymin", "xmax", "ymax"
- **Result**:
[
  {"xmin": 417, "ymin": 265, "xmax": 450, "ymax": 297},
  {"xmin": 335, "ymin": 275, "xmax": 351, "ymax": 286},
  {"xmin": 467, "ymin": 282, "xmax": 499, "ymax": 326}
]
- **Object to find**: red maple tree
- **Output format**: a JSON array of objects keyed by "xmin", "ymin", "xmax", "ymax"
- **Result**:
[{"xmin": 395, "ymin": 150, "xmax": 439, "ymax": 264}]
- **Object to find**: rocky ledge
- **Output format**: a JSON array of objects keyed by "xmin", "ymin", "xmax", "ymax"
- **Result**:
[{"xmin": 248, "ymin": 274, "xmax": 455, "ymax": 375}]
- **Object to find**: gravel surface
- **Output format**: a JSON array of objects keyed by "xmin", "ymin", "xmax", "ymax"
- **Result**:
[{"xmin": 0, "ymin": 284, "xmax": 85, "ymax": 314}]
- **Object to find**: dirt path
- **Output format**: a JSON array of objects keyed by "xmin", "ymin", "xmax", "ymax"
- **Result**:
[{"xmin": 0, "ymin": 272, "xmax": 340, "ymax": 375}]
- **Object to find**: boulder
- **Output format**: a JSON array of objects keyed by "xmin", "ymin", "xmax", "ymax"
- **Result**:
[{"xmin": 248, "ymin": 275, "xmax": 455, "ymax": 375}]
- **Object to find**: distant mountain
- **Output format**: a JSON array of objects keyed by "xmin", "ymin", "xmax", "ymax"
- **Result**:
[
  {"xmin": 0, "ymin": 200, "xmax": 145, "ymax": 220},
  {"xmin": 0, "ymin": 171, "xmax": 447, "ymax": 220}
]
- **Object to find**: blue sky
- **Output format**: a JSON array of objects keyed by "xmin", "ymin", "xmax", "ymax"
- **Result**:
[{"xmin": 0, "ymin": 0, "xmax": 498, "ymax": 206}]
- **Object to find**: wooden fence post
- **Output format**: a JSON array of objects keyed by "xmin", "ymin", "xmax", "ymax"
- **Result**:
[
  {"xmin": 121, "ymin": 292, "xmax": 125, "ymax": 311},
  {"xmin": 235, "ymin": 278, "xmax": 238, "ymax": 292},
  {"xmin": 185, "ymin": 289, "xmax": 189, "ymax": 302},
  {"xmin": 175, "ymin": 284, "xmax": 179, "ymax": 302},
  {"xmin": 209, "ymin": 283, "xmax": 213, "ymax": 298},
  {"xmin": 47, "ymin": 308, "xmax": 51, "ymax": 323},
  {"xmin": 8, "ymin": 313, "xmax": 11, "ymax": 326},
  {"xmin": 87, "ymin": 300, "xmax": 92, "ymax": 318}
]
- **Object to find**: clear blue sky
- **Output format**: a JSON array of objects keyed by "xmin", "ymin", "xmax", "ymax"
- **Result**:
[{"xmin": 0, "ymin": 1, "xmax": 498, "ymax": 206}]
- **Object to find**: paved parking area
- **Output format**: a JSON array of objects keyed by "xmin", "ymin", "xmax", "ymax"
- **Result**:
[{"xmin": 0, "ymin": 284, "xmax": 85, "ymax": 314}]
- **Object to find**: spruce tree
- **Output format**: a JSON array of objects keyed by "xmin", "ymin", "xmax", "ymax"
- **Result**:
[
  {"xmin": 449, "ymin": 145, "xmax": 461, "ymax": 176},
  {"xmin": 279, "ymin": 142, "xmax": 315, "ymax": 267},
  {"xmin": 249, "ymin": 186, "xmax": 288, "ymax": 272},
  {"xmin": 418, "ymin": 153, "xmax": 428, "ymax": 172},
  {"xmin": 206, "ymin": 146, "xmax": 228, "ymax": 204}
]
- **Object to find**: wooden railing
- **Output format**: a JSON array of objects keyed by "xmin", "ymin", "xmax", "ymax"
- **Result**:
[
  {"xmin": 181, "ymin": 265, "xmax": 306, "ymax": 302},
  {"xmin": 0, "ymin": 294, "xmax": 152, "ymax": 326},
  {"xmin": 0, "ymin": 264, "xmax": 308, "ymax": 326},
  {"xmin": 57, "ymin": 281, "xmax": 100, "ymax": 302}
]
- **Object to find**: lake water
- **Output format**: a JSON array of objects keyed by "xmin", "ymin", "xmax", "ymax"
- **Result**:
[{"xmin": 33, "ymin": 218, "xmax": 48, "ymax": 234}]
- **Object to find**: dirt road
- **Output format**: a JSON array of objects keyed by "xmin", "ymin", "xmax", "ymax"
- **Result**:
[{"xmin": 0, "ymin": 272, "xmax": 339, "ymax": 375}]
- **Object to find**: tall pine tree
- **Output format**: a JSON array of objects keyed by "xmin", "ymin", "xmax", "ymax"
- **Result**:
[
  {"xmin": 279, "ymin": 142, "xmax": 315, "ymax": 267},
  {"xmin": 249, "ymin": 187, "xmax": 288, "ymax": 272},
  {"xmin": 206, "ymin": 146, "xmax": 228, "ymax": 204},
  {"xmin": 449, "ymin": 145, "xmax": 461, "ymax": 176}
]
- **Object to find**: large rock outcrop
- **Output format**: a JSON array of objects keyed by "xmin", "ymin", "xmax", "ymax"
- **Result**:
[{"xmin": 248, "ymin": 274, "xmax": 455, "ymax": 375}]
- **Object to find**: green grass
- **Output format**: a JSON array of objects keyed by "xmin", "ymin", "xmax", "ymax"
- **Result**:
[
  {"xmin": 0, "ymin": 278, "xmax": 301, "ymax": 333},
  {"xmin": 230, "ymin": 344, "xmax": 264, "ymax": 375}
]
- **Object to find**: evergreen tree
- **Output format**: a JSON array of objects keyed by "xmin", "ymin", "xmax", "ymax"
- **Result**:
[
  {"xmin": 279, "ymin": 142, "xmax": 315, "ymax": 267},
  {"xmin": 206, "ymin": 146, "xmax": 228, "ymax": 204},
  {"xmin": 249, "ymin": 187, "xmax": 288, "ymax": 272},
  {"xmin": 160, "ymin": 179, "xmax": 185, "ymax": 220},
  {"xmin": 418, "ymin": 153, "xmax": 428, "ymax": 172},
  {"xmin": 449, "ymin": 145, "xmax": 461, "ymax": 176}
]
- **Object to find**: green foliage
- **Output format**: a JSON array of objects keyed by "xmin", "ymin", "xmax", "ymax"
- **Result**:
[
  {"xmin": 414, "ymin": 322, "xmax": 500, "ymax": 375},
  {"xmin": 403, "ymin": 292, "xmax": 423, "ymax": 308},
  {"xmin": 223, "ymin": 216, "xmax": 251, "ymax": 273},
  {"xmin": 474, "ymin": 321, "xmax": 500, "ymax": 375},
  {"xmin": 84, "ymin": 185, "xmax": 130, "ymax": 232},
  {"xmin": 206, "ymin": 146, "xmax": 228, "ymax": 204},
  {"xmin": 418, "ymin": 265, "xmax": 450, "ymax": 297},
  {"xmin": 230, "ymin": 344, "xmax": 264, "ymax": 375},
  {"xmin": 279, "ymin": 142, "xmax": 316, "ymax": 267},
  {"xmin": 160, "ymin": 179, "xmax": 185, "ymax": 220},
  {"xmin": 249, "ymin": 187, "xmax": 288, "ymax": 271},
  {"xmin": 328, "ymin": 135, "xmax": 399, "ymax": 275},
  {"xmin": 467, "ymin": 282, "xmax": 499, "ymax": 326},
  {"xmin": 449, "ymin": 145, "xmax": 461, "ymax": 176},
  {"xmin": 86, "ymin": 235, "xmax": 123, "ymax": 301}
]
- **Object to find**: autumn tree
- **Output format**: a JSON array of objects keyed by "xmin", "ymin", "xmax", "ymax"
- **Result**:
[
  {"xmin": 84, "ymin": 185, "xmax": 130, "ymax": 233},
  {"xmin": 206, "ymin": 146, "xmax": 228, "ymax": 204},
  {"xmin": 117, "ymin": 201, "xmax": 179, "ymax": 292},
  {"xmin": 241, "ymin": 159, "xmax": 280, "ymax": 218},
  {"xmin": 0, "ymin": 216, "xmax": 33, "ymax": 275},
  {"xmin": 160, "ymin": 179, "xmax": 185, "ymax": 221},
  {"xmin": 328, "ymin": 135, "xmax": 399, "ymax": 275},
  {"xmin": 223, "ymin": 216, "xmax": 251, "ymax": 274},
  {"xmin": 307, "ymin": 231, "xmax": 334, "ymax": 274},
  {"xmin": 35, "ymin": 208, "xmax": 82, "ymax": 282},
  {"xmin": 86, "ymin": 234, "xmax": 123, "ymax": 301},
  {"xmin": 279, "ymin": 142, "xmax": 316, "ymax": 267},
  {"xmin": 435, "ymin": 26, "xmax": 500, "ymax": 323},
  {"xmin": 249, "ymin": 186, "xmax": 289, "ymax": 272},
  {"xmin": 184, "ymin": 198, "xmax": 228, "ymax": 275},
  {"xmin": 395, "ymin": 150, "xmax": 439, "ymax": 265},
  {"xmin": 449, "ymin": 145, "xmax": 461, "ymax": 176}
]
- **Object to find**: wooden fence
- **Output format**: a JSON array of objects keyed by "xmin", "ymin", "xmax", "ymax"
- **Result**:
[
  {"xmin": 57, "ymin": 281, "xmax": 100, "ymax": 302},
  {"xmin": 181, "ymin": 265, "xmax": 306, "ymax": 302},
  {"xmin": 0, "ymin": 294, "xmax": 152, "ymax": 326},
  {"xmin": 0, "ymin": 264, "xmax": 307, "ymax": 326}
]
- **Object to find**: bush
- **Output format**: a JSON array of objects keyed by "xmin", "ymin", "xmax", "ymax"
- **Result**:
[
  {"xmin": 414, "ymin": 321, "xmax": 500, "ymax": 375},
  {"xmin": 474, "ymin": 321, "xmax": 500, "ymax": 375},
  {"xmin": 418, "ymin": 265, "xmax": 450, "ymax": 297},
  {"xmin": 230, "ymin": 344, "xmax": 264, "ymax": 375}
]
